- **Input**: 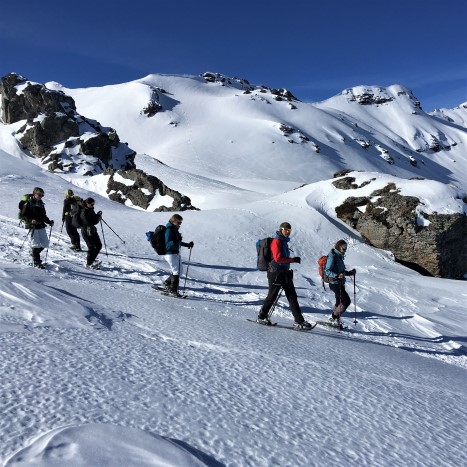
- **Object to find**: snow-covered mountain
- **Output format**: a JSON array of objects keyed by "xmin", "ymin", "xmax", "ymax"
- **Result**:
[
  {"xmin": 45, "ymin": 74, "xmax": 467, "ymax": 203},
  {"xmin": 0, "ymin": 73, "xmax": 466, "ymax": 466}
]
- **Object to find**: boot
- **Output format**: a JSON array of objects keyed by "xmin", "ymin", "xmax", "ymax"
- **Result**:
[
  {"xmin": 168, "ymin": 275, "xmax": 182, "ymax": 297},
  {"xmin": 162, "ymin": 275, "xmax": 173, "ymax": 291}
]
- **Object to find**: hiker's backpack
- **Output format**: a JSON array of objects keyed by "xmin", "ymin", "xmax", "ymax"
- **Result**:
[
  {"xmin": 256, "ymin": 237, "xmax": 273, "ymax": 271},
  {"xmin": 18, "ymin": 194, "xmax": 32, "ymax": 225},
  {"xmin": 318, "ymin": 250, "xmax": 336, "ymax": 289},
  {"xmin": 71, "ymin": 201, "xmax": 84, "ymax": 228},
  {"xmin": 146, "ymin": 225, "xmax": 167, "ymax": 255}
]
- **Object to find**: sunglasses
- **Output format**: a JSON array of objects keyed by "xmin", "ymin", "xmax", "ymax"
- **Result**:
[{"xmin": 35, "ymin": 193, "xmax": 44, "ymax": 197}]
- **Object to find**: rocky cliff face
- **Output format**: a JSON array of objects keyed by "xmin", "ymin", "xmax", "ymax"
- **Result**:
[
  {"xmin": 0, "ymin": 73, "xmax": 136, "ymax": 175},
  {"xmin": 107, "ymin": 168, "xmax": 196, "ymax": 212},
  {"xmin": 0, "ymin": 73, "xmax": 196, "ymax": 211},
  {"xmin": 334, "ymin": 175, "xmax": 467, "ymax": 279}
]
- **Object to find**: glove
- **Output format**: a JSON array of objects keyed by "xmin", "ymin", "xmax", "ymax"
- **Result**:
[
  {"xmin": 294, "ymin": 257, "xmax": 301, "ymax": 264},
  {"xmin": 346, "ymin": 269, "xmax": 356, "ymax": 276},
  {"xmin": 97, "ymin": 211, "xmax": 102, "ymax": 216},
  {"xmin": 188, "ymin": 241, "xmax": 194, "ymax": 249},
  {"xmin": 49, "ymin": 220, "xmax": 54, "ymax": 226}
]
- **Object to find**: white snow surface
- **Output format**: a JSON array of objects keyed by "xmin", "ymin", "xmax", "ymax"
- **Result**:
[{"xmin": 0, "ymin": 74, "xmax": 466, "ymax": 466}]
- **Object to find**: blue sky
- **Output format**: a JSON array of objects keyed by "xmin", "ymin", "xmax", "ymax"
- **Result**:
[{"xmin": 1, "ymin": 0, "xmax": 466, "ymax": 111}]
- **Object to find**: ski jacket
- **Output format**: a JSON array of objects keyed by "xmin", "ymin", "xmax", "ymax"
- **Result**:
[
  {"xmin": 269, "ymin": 232, "xmax": 295, "ymax": 271},
  {"xmin": 165, "ymin": 222, "xmax": 183, "ymax": 254},
  {"xmin": 325, "ymin": 249, "xmax": 346, "ymax": 284},
  {"xmin": 81, "ymin": 206, "xmax": 100, "ymax": 233},
  {"xmin": 21, "ymin": 196, "xmax": 51, "ymax": 229}
]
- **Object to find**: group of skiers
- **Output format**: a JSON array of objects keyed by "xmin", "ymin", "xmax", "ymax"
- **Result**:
[
  {"xmin": 19, "ymin": 187, "xmax": 103, "ymax": 270},
  {"xmin": 18, "ymin": 187, "xmax": 354, "ymax": 326},
  {"xmin": 256, "ymin": 222, "xmax": 356, "ymax": 330}
]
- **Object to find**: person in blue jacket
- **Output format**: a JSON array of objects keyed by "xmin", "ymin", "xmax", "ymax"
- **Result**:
[
  {"xmin": 325, "ymin": 239, "xmax": 356, "ymax": 326},
  {"xmin": 162, "ymin": 214, "xmax": 194, "ymax": 297}
]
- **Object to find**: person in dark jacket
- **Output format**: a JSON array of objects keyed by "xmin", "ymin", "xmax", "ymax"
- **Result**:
[
  {"xmin": 256, "ymin": 222, "xmax": 313, "ymax": 329},
  {"xmin": 324, "ymin": 239, "xmax": 356, "ymax": 327},
  {"xmin": 80, "ymin": 197, "xmax": 102, "ymax": 269},
  {"xmin": 161, "ymin": 214, "xmax": 194, "ymax": 297},
  {"xmin": 20, "ymin": 187, "xmax": 54, "ymax": 269},
  {"xmin": 62, "ymin": 189, "xmax": 82, "ymax": 251}
]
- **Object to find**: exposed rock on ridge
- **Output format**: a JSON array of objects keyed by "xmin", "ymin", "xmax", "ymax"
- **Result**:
[{"xmin": 334, "ymin": 176, "xmax": 467, "ymax": 279}]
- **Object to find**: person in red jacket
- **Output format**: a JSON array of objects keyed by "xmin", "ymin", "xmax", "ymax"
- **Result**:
[{"xmin": 256, "ymin": 222, "xmax": 313, "ymax": 329}]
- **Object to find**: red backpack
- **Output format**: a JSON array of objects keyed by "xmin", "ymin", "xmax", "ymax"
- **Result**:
[{"xmin": 317, "ymin": 250, "xmax": 336, "ymax": 289}]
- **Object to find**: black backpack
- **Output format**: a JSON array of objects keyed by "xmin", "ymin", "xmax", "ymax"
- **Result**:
[
  {"xmin": 256, "ymin": 237, "xmax": 273, "ymax": 271},
  {"xmin": 147, "ymin": 225, "xmax": 167, "ymax": 255},
  {"xmin": 71, "ymin": 203, "xmax": 84, "ymax": 228}
]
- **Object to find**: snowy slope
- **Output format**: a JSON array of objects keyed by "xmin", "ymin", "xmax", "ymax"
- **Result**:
[
  {"xmin": 1, "ymin": 134, "xmax": 466, "ymax": 467},
  {"xmin": 1, "ymin": 73, "xmax": 466, "ymax": 465},
  {"xmin": 47, "ymin": 75, "xmax": 467, "ymax": 199}
]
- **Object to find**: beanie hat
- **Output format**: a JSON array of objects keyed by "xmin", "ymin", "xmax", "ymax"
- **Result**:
[
  {"xmin": 33, "ymin": 187, "xmax": 44, "ymax": 195},
  {"xmin": 84, "ymin": 197, "xmax": 95, "ymax": 205},
  {"xmin": 65, "ymin": 189, "xmax": 74, "ymax": 198},
  {"xmin": 280, "ymin": 222, "xmax": 292, "ymax": 230}
]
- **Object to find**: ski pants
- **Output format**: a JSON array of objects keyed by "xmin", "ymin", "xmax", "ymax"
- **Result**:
[
  {"xmin": 164, "ymin": 253, "xmax": 183, "ymax": 276},
  {"xmin": 329, "ymin": 283, "xmax": 351, "ymax": 315},
  {"xmin": 81, "ymin": 227, "xmax": 102, "ymax": 266},
  {"xmin": 65, "ymin": 216, "xmax": 81, "ymax": 248},
  {"xmin": 259, "ymin": 269, "xmax": 304, "ymax": 323}
]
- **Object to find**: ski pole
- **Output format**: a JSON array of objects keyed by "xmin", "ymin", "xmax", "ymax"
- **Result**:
[
  {"xmin": 17, "ymin": 227, "xmax": 33, "ymax": 257},
  {"xmin": 100, "ymin": 220, "xmax": 108, "ymax": 257},
  {"xmin": 353, "ymin": 274, "xmax": 357, "ymax": 325},
  {"xmin": 182, "ymin": 247, "xmax": 193, "ymax": 293},
  {"xmin": 101, "ymin": 218, "xmax": 125, "ymax": 244},
  {"xmin": 55, "ymin": 220, "xmax": 65, "ymax": 246},
  {"xmin": 268, "ymin": 287, "xmax": 283, "ymax": 320},
  {"xmin": 44, "ymin": 224, "xmax": 53, "ymax": 264}
]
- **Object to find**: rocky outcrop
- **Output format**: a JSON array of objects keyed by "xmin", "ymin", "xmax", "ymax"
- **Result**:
[
  {"xmin": 334, "ymin": 180, "xmax": 467, "ymax": 279},
  {"xmin": 0, "ymin": 73, "xmax": 135, "ymax": 175},
  {"xmin": 106, "ymin": 168, "xmax": 197, "ymax": 211},
  {"xmin": 1, "ymin": 73, "xmax": 197, "ymax": 211}
]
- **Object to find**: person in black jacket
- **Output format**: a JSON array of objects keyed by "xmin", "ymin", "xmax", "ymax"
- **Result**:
[
  {"xmin": 162, "ymin": 214, "xmax": 194, "ymax": 297},
  {"xmin": 80, "ymin": 197, "xmax": 102, "ymax": 269},
  {"xmin": 20, "ymin": 187, "xmax": 54, "ymax": 269},
  {"xmin": 62, "ymin": 189, "xmax": 82, "ymax": 251}
]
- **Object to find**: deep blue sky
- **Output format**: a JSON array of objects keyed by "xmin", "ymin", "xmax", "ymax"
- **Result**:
[{"xmin": 1, "ymin": 0, "xmax": 466, "ymax": 111}]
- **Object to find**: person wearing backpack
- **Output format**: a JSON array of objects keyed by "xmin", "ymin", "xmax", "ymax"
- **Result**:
[
  {"xmin": 161, "ymin": 214, "xmax": 194, "ymax": 297},
  {"xmin": 62, "ymin": 189, "xmax": 82, "ymax": 252},
  {"xmin": 80, "ymin": 197, "xmax": 102, "ymax": 269},
  {"xmin": 19, "ymin": 187, "xmax": 54, "ymax": 269},
  {"xmin": 256, "ymin": 222, "xmax": 313, "ymax": 330},
  {"xmin": 324, "ymin": 240, "xmax": 356, "ymax": 327}
]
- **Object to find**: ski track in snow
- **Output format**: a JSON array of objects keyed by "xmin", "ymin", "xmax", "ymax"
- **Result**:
[{"xmin": 1, "ymin": 214, "xmax": 466, "ymax": 466}]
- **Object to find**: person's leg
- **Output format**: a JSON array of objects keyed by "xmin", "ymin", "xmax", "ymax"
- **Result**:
[
  {"xmin": 329, "ymin": 284, "xmax": 351, "ymax": 316},
  {"xmin": 258, "ymin": 271, "xmax": 282, "ymax": 319},
  {"xmin": 282, "ymin": 279, "xmax": 304, "ymax": 323}
]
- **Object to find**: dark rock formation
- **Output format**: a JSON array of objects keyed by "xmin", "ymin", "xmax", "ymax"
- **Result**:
[
  {"xmin": 335, "ymin": 183, "xmax": 467, "ymax": 279},
  {"xmin": 1, "ymin": 73, "xmax": 196, "ymax": 212},
  {"xmin": 106, "ymin": 168, "xmax": 198, "ymax": 211},
  {"xmin": 0, "ymin": 73, "xmax": 135, "ymax": 174}
]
